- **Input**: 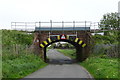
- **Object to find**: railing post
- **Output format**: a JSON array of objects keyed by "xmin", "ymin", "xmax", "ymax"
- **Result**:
[
  {"xmin": 50, "ymin": 20, "xmax": 52, "ymax": 33},
  {"xmin": 85, "ymin": 21, "xmax": 86, "ymax": 30},
  {"xmin": 15, "ymin": 22, "xmax": 16, "ymax": 30},
  {"xmin": 73, "ymin": 21, "xmax": 75, "ymax": 34},
  {"xmin": 39, "ymin": 21, "xmax": 41, "ymax": 33},
  {"xmin": 62, "ymin": 21, "xmax": 64, "ymax": 34},
  {"xmin": 25, "ymin": 22, "xmax": 27, "ymax": 31}
]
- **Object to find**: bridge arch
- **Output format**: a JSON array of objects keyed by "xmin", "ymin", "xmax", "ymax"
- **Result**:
[
  {"xmin": 39, "ymin": 35, "xmax": 87, "ymax": 62},
  {"xmin": 43, "ymin": 39, "xmax": 82, "ymax": 62}
]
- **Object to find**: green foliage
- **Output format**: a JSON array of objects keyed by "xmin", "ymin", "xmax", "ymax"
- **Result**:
[
  {"xmin": 80, "ymin": 57, "xmax": 118, "ymax": 78},
  {"xmin": 50, "ymin": 43, "xmax": 56, "ymax": 49},
  {"xmin": 2, "ymin": 30, "xmax": 47, "ymax": 78},
  {"xmin": 2, "ymin": 53, "xmax": 47, "ymax": 78},
  {"xmin": 87, "ymin": 12, "xmax": 119, "ymax": 78},
  {"xmin": 57, "ymin": 49, "xmax": 76, "ymax": 59},
  {"xmin": 2, "ymin": 30, "xmax": 33, "ymax": 45},
  {"xmin": 53, "ymin": 42, "xmax": 75, "ymax": 49},
  {"xmin": 92, "ymin": 30, "xmax": 119, "ymax": 58},
  {"xmin": 92, "ymin": 31, "xmax": 118, "ymax": 44},
  {"xmin": 100, "ymin": 12, "xmax": 119, "ymax": 30},
  {"xmin": 0, "ymin": 30, "xmax": 2, "ymax": 79}
]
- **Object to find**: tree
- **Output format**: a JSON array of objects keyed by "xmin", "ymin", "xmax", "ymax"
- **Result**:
[
  {"xmin": 57, "ymin": 42, "xmax": 62, "ymax": 48},
  {"xmin": 100, "ymin": 12, "xmax": 119, "ymax": 30}
]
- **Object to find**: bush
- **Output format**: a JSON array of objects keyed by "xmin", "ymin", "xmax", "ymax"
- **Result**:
[
  {"xmin": 2, "ymin": 30, "xmax": 33, "ymax": 45},
  {"xmin": 92, "ymin": 31, "xmax": 119, "ymax": 58},
  {"xmin": 92, "ymin": 44, "xmax": 118, "ymax": 58}
]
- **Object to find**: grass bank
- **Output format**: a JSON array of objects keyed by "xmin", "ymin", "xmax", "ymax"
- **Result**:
[
  {"xmin": 57, "ymin": 49, "xmax": 119, "ymax": 79},
  {"xmin": 2, "ymin": 30, "xmax": 47, "ymax": 79}
]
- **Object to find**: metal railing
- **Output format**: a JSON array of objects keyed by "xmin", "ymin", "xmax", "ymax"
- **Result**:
[{"xmin": 11, "ymin": 20, "xmax": 92, "ymax": 31}]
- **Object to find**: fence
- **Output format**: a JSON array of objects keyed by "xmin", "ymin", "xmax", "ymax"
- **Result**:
[
  {"xmin": 93, "ymin": 44, "xmax": 119, "ymax": 58},
  {"xmin": 11, "ymin": 21, "xmax": 93, "ymax": 31}
]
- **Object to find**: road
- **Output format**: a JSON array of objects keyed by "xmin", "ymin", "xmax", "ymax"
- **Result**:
[
  {"xmin": 22, "ymin": 49, "xmax": 94, "ymax": 79},
  {"xmin": 46, "ymin": 49, "xmax": 74, "ymax": 64}
]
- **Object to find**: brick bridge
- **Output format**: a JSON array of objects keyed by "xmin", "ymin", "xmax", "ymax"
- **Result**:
[
  {"xmin": 11, "ymin": 21, "xmax": 92, "ymax": 62},
  {"xmin": 32, "ymin": 21, "xmax": 92, "ymax": 62}
]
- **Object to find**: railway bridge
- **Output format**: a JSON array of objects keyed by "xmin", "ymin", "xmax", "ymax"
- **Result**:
[{"xmin": 11, "ymin": 21, "xmax": 92, "ymax": 62}]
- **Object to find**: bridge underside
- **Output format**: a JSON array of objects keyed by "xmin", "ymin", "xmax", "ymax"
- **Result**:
[{"xmin": 32, "ymin": 30, "xmax": 91, "ymax": 62}]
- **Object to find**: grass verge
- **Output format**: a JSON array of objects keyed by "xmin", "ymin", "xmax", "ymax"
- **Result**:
[
  {"xmin": 80, "ymin": 57, "xmax": 118, "ymax": 79},
  {"xmin": 57, "ymin": 49, "xmax": 119, "ymax": 79},
  {"xmin": 57, "ymin": 49, "xmax": 76, "ymax": 59},
  {"xmin": 2, "ymin": 53, "xmax": 47, "ymax": 79},
  {"xmin": 2, "ymin": 30, "xmax": 48, "ymax": 79}
]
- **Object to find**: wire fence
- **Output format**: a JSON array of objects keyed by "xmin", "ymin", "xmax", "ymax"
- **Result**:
[{"xmin": 92, "ymin": 44, "xmax": 119, "ymax": 58}]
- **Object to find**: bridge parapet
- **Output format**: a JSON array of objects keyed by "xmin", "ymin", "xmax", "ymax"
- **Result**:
[
  {"xmin": 11, "ymin": 21, "xmax": 91, "ymax": 31},
  {"xmin": 35, "ymin": 27, "xmax": 90, "ymax": 31}
]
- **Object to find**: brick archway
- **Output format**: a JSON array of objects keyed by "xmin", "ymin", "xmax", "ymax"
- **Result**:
[
  {"xmin": 33, "ymin": 31, "xmax": 91, "ymax": 62},
  {"xmin": 43, "ymin": 39, "xmax": 84, "ymax": 62}
]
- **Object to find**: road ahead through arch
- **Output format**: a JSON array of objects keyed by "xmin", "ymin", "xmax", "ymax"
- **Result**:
[{"xmin": 23, "ymin": 49, "xmax": 94, "ymax": 79}]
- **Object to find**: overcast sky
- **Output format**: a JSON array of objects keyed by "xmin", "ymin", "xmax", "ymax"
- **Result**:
[{"xmin": 0, "ymin": 0, "xmax": 119, "ymax": 29}]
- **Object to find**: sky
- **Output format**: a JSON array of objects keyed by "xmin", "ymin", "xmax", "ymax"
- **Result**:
[{"xmin": 0, "ymin": 0, "xmax": 119, "ymax": 29}]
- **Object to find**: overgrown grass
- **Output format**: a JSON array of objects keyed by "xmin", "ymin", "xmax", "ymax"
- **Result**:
[
  {"xmin": 2, "ymin": 53, "xmax": 47, "ymax": 78},
  {"xmin": 57, "ymin": 49, "xmax": 76, "ymax": 59},
  {"xmin": 2, "ymin": 30, "xmax": 47, "ymax": 79},
  {"xmin": 80, "ymin": 57, "xmax": 118, "ymax": 79}
]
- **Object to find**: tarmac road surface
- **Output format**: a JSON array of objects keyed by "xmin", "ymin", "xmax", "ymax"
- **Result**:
[{"xmin": 22, "ymin": 49, "xmax": 94, "ymax": 80}]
